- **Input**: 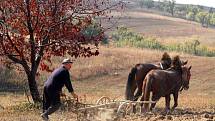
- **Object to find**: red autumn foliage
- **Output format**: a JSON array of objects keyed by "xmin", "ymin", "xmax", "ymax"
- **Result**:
[{"xmin": 0, "ymin": 0, "xmax": 124, "ymax": 102}]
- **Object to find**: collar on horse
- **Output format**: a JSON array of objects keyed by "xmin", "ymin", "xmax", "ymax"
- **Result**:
[{"xmin": 159, "ymin": 62, "xmax": 164, "ymax": 70}]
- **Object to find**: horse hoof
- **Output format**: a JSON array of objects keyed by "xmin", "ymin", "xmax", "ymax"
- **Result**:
[
  {"xmin": 141, "ymin": 108, "xmax": 148, "ymax": 114},
  {"xmin": 161, "ymin": 109, "xmax": 170, "ymax": 115},
  {"xmin": 151, "ymin": 108, "xmax": 156, "ymax": 113},
  {"xmin": 171, "ymin": 107, "xmax": 176, "ymax": 111},
  {"xmin": 166, "ymin": 109, "xmax": 171, "ymax": 115}
]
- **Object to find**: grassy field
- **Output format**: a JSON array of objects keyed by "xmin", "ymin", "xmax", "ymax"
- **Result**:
[
  {"xmin": 1, "ymin": 46, "xmax": 215, "ymax": 120},
  {"xmin": 1, "ymin": 9, "xmax": 215, "ymax": 120}
]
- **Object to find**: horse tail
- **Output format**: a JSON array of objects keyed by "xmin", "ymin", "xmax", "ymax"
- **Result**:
[
  {"xmin": 125, "ymin": 67, "xmax": 137, "ymax": 100},
  {"xmin": 143, "ymin": 75, "xmax": 152, "ymax": 111}
]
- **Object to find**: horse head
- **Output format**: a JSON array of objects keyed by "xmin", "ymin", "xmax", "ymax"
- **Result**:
[{"xmin": 181, "ymin": 66, "xmax": 192, "ymax": 90}]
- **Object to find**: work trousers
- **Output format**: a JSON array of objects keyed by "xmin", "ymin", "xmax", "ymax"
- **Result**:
[{"xmin": 42, "ymin": 86, "xmax": 61, "ymax": 115}]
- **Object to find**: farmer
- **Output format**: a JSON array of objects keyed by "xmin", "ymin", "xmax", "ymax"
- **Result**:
[{"xmin": 41, "ymin": 58, "xmax": 78, "ymax": 120}]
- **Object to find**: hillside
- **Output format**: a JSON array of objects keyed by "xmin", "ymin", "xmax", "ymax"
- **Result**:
[{"xmin": 109, "ymin": 8, "xmax": 215, "ymax": 47}]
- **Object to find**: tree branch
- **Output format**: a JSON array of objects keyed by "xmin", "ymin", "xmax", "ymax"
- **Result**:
[
  {"xmin": 26, "ymin": 0, "xmax": 36, "ymax": 74},
  {"xmin": 6, "ymin": 32, "xmax": 23, "ymax": 57},
  {"xmin": 47, "ymin": 1, "xmax": 124, "ymax": 31},
  {"xmin": 35, "ymin": 35, "xmax": 50, "ymax": 72},
  {"xmin": 33, "ymin": 1, "xmax": 40, "ymax": 31},
  {"xmin": 0, "ymin": 33, "xmax": 30, "ymax": 73}
]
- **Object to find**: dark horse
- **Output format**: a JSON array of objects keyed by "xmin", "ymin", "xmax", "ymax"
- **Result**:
[
  {"xmin": 125, "ymin": 52, "xmax": 172, "ymax": 101},
  {"xmin": 141, "ymin": 56, "xmax": 192, "ymax": 112}
]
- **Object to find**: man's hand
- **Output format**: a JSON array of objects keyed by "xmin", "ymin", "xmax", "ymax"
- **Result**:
[{"xmin": 71, "ymin": 92, "xmax": 78, "ymax": 101}]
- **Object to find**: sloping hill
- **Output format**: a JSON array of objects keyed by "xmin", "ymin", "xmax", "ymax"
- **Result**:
[{"xmin": 110, "ymin": 9, "xmax": 215, "ymax": 47}]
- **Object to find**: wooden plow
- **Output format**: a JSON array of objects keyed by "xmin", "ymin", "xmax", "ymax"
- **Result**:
[{"xmin": 61, "ymin": 96, "xmax": 157, "ymax": 121}]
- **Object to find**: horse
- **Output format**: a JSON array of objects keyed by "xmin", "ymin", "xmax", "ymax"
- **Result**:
[
  {"xmin": 140, "ymin": 60, "xmax": 192, "ymax": 112},
  {"xmin": 125, "ymin": 52, "xmax": 172, "ymax": 101}
]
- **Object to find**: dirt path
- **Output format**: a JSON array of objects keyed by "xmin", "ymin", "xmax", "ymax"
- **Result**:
[
  {"xmin": 0, "ymin": 107, "xmax": 214, "ymax": 121},
  {"xmin": 122, "ymin": 108, "xmax": 215, "ymax": 121}
]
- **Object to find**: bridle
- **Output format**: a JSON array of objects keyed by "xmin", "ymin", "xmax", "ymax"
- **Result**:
[{"xmin": 180, "ymin": 68, "xmax": 191, "ymax": 91}]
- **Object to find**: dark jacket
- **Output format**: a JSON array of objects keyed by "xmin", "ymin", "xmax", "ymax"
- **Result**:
[{"xmin": 44, "ymin": 66, "xmax": 74, "ymax": 95}]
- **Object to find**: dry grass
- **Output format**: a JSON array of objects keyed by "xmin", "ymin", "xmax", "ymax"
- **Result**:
[{"xmin": 1, "ymin": 46, "xmax": 215, "ymax": 120}]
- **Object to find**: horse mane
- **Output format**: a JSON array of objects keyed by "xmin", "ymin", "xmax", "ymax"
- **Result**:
[
  {"xmin": 161, "ymin": 52, "xmax": 171, "ymax": 61},
  {"xmin": 160, "ymin": 52, "xmax": 171, "ymax": 68},
  {"xmin": 172, "ymin": 55, "xmax": 181, "ymax": 66},
  {"xmin": 171, "ymin": 55, "xmax": 182, "ymax": 72}
]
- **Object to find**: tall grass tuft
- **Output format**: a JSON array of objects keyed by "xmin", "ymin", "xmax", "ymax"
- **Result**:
[{"xmin": 10, "ymin": 102, "xmax": 41, "ymax": 111}]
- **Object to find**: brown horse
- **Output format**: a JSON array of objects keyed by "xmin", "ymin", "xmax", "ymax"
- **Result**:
[
  {"xmin": 125, "ymin": 52, "xmax": 172, "ymax": 101},
  {"xmin": 141, "ymin": 56, "xmax": 191, "ymax": 112}
]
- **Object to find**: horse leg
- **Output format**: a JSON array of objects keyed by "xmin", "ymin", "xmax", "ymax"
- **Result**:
[
  {"xmin": 150, "ymin": 93, "xmax": 160, "ymax": 111},
  {"xmin": 130, "ymin": 84, "xmax": 137, "ymax": 101},
  {"xmin": 134, "ymin": 79, "xmax": 144, "ymax": 101},
  {"xmin": 132, "ymin": 83, "xmax": 139, "ymax": 113},
  {"xmin": 140, "ymin": 81, "xmax": 147, "ymax": 113},
  {"xmin": 165, "ymin": 95, "xmax": 171, "ymax": 113},
  {"xmin": 133, "ymin": 89, "xmax": 142, "ymax": 101},
  {"xmin": 172, "ymin": 92, "xmax": 178, "ymax": 110},
  {"xmin": 140, "ymin": 94, "xmax": 147, "ymax": 113},
  {"xmin": 132, "ymin": 81, "xmax": 142, "ymax": 113}
]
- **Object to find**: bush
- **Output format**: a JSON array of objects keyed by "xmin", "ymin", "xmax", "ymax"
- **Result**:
[
  {"xmin": 111, "ymin": 27, "xmax": 164, "ymax": 50},
  {"xmin": 111, "ymin": 27, "xmax": 215, "ymax": 57},
  {"xmin": 81, "ymin": 22, "xmax": 108, "ymax": 45}
]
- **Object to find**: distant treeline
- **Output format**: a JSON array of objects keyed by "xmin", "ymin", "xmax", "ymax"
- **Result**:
[
  {"xmin": 110, "ymin": 27, "xmax": 215, "ymax": 57},
  {"xmin": 139, "ymin": 0, "xmax": 215, "ymax": 27}
]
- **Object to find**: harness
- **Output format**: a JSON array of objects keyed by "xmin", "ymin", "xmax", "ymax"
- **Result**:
[
  {"xmin": 159, "ymin": 62, "xmax": 164, "ymax": 70},
  {"xmin": 180, "ymin": 71, "xmax": 191, "ymax": 92}
]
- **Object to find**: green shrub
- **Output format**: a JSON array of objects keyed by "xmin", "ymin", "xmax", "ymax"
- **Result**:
[
  {"xmin": 111, "ymin": 27, "xmax": 215, "ymax": 57},
  {"xmin": 81, "ymin": 22, "xmax": 108, "ymax": 45},
  {"xmin": 111, "ymin": 27, "xmax": 164, "ymax": 50}
]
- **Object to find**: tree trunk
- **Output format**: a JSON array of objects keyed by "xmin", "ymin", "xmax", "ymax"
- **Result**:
[{"xmin": 27, "ymin": 74, "xmax": 42, "ymax": 103}]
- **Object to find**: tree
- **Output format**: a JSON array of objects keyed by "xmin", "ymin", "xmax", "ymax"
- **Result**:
[
  {"xmin": 160, "ymin": 0, "xmax": 175, "ymax": 16},
  {"xmin": 160, "ymin": 0, "xmax": 168, "ymax": 11},
  {"xmin": 0, "ymin": 0, "xmax": 124, "ymax": 103},
  {"xmin": 186, "ymin": 12, "xmax": 195, "ymax": 21},
  {"xmin": 139, "ymin": 0, "xmax": 154, "ymax": 9},
  {"xmin": 210, "ymin": 13, "xmax": 215, "ymax": 26},
  {"xmin": 196, "ymin": 12, "xmax": 209, "ymax": 27},
  {"xmin": 205, "ymin": 13, "xmax": 211, "ymax": 27},
  {"xmin": 168, "ymin": 0, "xmax": 175, "ymax": 16},
  {"xmin": 186, "ymin": 5, "xmax": 201, "ymax": 21}
]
